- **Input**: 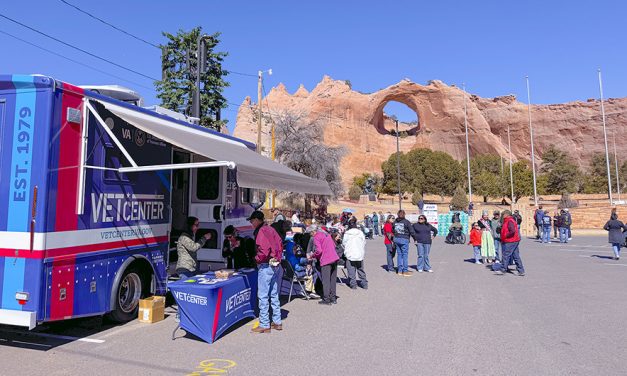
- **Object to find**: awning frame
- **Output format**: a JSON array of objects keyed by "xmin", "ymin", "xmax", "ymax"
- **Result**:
[{"xmin": 76, "ymin": 98, "xmax": 237, "ymax": 215}]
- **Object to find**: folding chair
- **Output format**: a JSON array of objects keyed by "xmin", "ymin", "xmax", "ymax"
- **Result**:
[{"xmin": 281, "ymin": 260, "xmax": 310, "ymax": 302}]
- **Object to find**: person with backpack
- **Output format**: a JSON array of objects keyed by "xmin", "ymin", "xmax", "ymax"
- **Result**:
[
  {"xmin": 343, "ymin": 217, "xmax": 368, "ymax": 289},
  {"xmin": 534, "ymin": 205, "xmax": 544, "ymax": 240},
  {"xmin": 558, "ymin": 209, "xmax": 570, "ymax": 243},
  {"xmin": 553, "ymin": 210, "xmax": 561, "ymax": 239},
  {"xmin": 393, "ymin": 210, "xmax": 416, "ymax": 276},
  {"xmin": 494, "ymin": 210, "xmax": 525, "ymax": 276},
  {"xmin": 541, "ymin": 210, "xmax": 552, "ymax": 243},
  {"xmin": 411, "ymin": 214, "xmax": 438, "ymax": 272},
  {"xmin": 565, "ymin": 208, "xmax": 573, "ymax": 240},
  {"xmin": 603, "ymin": 211, "xmax": 626, "ymax": 260}
]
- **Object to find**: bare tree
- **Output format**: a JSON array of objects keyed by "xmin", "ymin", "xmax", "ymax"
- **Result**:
[{"xmin": 272, "ymin": 111, "xmax": 345, "ymax": 216}]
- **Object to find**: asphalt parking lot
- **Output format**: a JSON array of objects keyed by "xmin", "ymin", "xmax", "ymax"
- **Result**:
[{"xmin": 1, "ymin": 235, "xmax": 626, "ymax": 376}]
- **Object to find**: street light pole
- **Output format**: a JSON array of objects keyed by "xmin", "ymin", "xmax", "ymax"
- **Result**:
[
  {"xmin": 507, "ymin": 124, "xmax": 515, "ymax": 211},
  {"xmin": 598, "ymin": 69, "xmax": 613, "ymax": 205},
  {"xmin": 396, "ymin": 119, "xmax": 402, "ymax": 211},
  {"xmin": 462, "ymin": 83, "xmax": 472, "ymax": 204},
  {"xmin": 193, "ymin": 34, "xmax": 209, "ymax": 120},
  {"xmin": 613, "ymin": 131, "xmax": 621, "ymax": 202},
  {"xmin": 525, "ymin": 76, "xmax": 539, "ymax": 206}
]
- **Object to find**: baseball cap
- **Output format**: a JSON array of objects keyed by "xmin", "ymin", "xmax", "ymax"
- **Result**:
[{"xmin": 247, "ymin": 210, "xmax": 265, "ymax": 221}]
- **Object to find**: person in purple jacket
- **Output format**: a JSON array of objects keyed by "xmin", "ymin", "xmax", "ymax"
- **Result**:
[{"xmin": 307, "ymin": 224, "xmax": 340, "ymax": 305}]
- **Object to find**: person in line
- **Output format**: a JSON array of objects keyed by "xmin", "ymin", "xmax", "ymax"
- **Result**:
[
  {"xmin": 513, "ymin": 210, "xmax": 523, "ymax": 237},
  {"xmin": 372, "ymin": 211, "xmax": 380, "ymax": 237},
  {"xmin": 603, "ymin": 211, "xmax": 626, "ymax": 260},
  {"xmin": 393, "ymin": 210, "xmax": 415, "ymax": 276},
  {"xmin": 248, "ymin": 211, "xmax": 284, "ymax": 333},
  {"xmin": 378, "ymin": 211, "xmax": 385, "ymax": 235},
  {"xmin": 541, "ymin": 210, "xmax": 552, "ymax": 244},
  {"xmin": 412, "ymin": 214, "xmax": 438, "ymax": 272},
  {"xmin": 468, "ymin": 202, "xmax": 474, "ymax": 216},
  {"xmin": 383, "ymin": 214, "xmax": 396, "ymax": 272},
  {"xmin": 342, "ymin": 217, "xmax": 368, "ymax": 289},
  {"xmin": 490, "ymin": 211, "xmax": 502, "ymax": 262},
  {"xmin": 553, "ymin": 210, "xmax": 561, "ymax": 239},
  {"xmin": 494, "ymin": 210, "xmax": 525, "ymax": 276},
  {"xmin": 565, "ymin": 208, "xmax": 573, "ymax": 241},
  {"xmin": 468, "ymin": 222, "xmax": 482, "ymax": 264},
  {"xmin": 222, "ymin": 225, "xmax": 256, "ymax": 269},
  {"xmin": 478, "ymin": 211, "xmax": 496, "ymax": 264},
  {"xmin": 176, "ymin": 216, "xmax": 212, "ymax": 279},
  {"xmin": 307, "ymin": 224, "xmax": 340, "ymax": 305},
  {"xmin": 417, "ymin": 197, "xmax": 425, "ymax": 215},
  {"xmin": 272, "ymin": 208, "xmax": 286, "ymax": 223},
  {"xmin": 534, "ymin": 205, "xmax": 544, "ymax": 240},
  {"xmin": 558, "ymin": 209, "xmax": 570, "ymax": 243}
]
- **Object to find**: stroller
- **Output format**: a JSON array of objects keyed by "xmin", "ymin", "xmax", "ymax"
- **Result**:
[{"xmin": 445, "ymin": 226, "xmax": 466, "ymax": 244}]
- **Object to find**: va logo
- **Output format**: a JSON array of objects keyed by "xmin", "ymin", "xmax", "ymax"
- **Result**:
[{"xmin": 134, "ymin": 129, "xmax": 146, "ymax": 147}]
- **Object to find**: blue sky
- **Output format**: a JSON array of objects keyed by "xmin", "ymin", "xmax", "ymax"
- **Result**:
[{"xmin": 1, "ymin": 0, "xmax": 625, "ymax": 130}]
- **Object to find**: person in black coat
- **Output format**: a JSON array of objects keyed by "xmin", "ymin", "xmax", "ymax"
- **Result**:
[
  {"xmin": 411, "ymin": 215, "xmax": 438, "ymax": 272},
  {"xmin": 603, "ymin": 212, "xmax": 626, "ymax": 260}
]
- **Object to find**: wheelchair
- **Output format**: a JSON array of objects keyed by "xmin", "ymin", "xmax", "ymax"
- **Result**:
[{"xmin": 445, "ymin": 228, "xmax": 466, "ymax": 244}]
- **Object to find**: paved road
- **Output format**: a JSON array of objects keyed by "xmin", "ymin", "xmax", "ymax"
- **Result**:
[{"xmin": 2, "ymin": 235, "xmax": 626, "ymax": 375}]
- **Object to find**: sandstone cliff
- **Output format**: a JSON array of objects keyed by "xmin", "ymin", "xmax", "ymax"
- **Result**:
[{"xmin": 233, "ymin": 76, "xmax": 626, "ymax": 187}]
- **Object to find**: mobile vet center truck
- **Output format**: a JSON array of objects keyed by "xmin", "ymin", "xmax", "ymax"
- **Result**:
[{"xmin": 0, "ymin": 74, "xmax": 330, "ymax": 328}]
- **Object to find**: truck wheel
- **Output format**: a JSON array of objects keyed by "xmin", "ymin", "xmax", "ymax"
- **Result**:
[{"xmin": 108, "ymin": 267, "xmax": 146, "ymax": 323}]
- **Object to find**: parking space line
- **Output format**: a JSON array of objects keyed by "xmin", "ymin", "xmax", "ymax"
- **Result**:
[{"xmin": 602, "ymin": 263, "xmax": 627, "ymax": 267}]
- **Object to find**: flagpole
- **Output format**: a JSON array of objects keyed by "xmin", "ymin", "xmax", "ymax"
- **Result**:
[
  {"xmin": 598, "ymin": 69, "xmax": 613, "ymax": 205},
  {"xmin": 525, "ymin": 76, "xmax": 538, "ymax": 207},
  {"xmin": 463, "ymin": 83, "xmax": 472, "ymax": 204}
]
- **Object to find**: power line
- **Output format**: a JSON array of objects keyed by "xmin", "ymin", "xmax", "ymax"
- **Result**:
[
  {"xmin": 0, "ymin": 13, "xmax": 159, "ymax": 81},
  {"xmin": 229, "ymin": 70, "xmax": 257, "ymax": 77},
  {"xmin": 58, "ymin": 0, "xmax": 160, "ymax": 49},
  {"xmin": 0, "ymin": 29, "xmax": 155, "ymax": 91}
]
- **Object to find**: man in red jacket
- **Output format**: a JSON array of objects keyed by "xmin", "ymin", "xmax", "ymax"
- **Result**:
[
  {"xmin": 495, "ymin": 210, "xmax": 525, "ymax": 276},
  {"xmin": 248, "ymin": 211, "xmax": 284, "ymax": 333}
]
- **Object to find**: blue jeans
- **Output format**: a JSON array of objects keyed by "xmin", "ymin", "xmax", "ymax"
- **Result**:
[
  {"xmin": 542, "ymin": 226, "xmax": 551, "ymax": 243},
  {"xmin": 257, "ymin": 264, "xmax": 281, "ymax": 328},
  {"xmin": 374, "ymin": 224, "xmax": 380, "ymax": 236},
  {"xmin": 612, "ymin": 243, "xmax": 621, "ymax": 258},
  {"xmin": 385, "ymin": 243, "xmax": 396, "ymax": 271},
  {"xmin": 473, "ymin": 246, "xmax": 481, "ymax": 262},
  {"xmin": 416, "ymin": 243, "xmax": 432, "ymax": 271},
  {"xmin": 501, "ymin": 241, "xmax": 525, "ymax": 274},
  {"xmin": 394, "ymin": 238, "xmax": 409, "ymax": 272},
  {"xmin": 494, "ymin": 239, "xmax": 501, "ymax": 261},
  {"xmin": 559, "ymin": 227, "xmax": 568, "ymax": 243}
]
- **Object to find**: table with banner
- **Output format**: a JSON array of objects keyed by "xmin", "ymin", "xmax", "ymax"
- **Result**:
[{"xmin": 169, "ymin": 268, "xmax": 258, "ymax": 344}]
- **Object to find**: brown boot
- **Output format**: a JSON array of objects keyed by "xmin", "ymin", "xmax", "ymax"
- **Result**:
[
  {"xmin": 271, "ymin": 323, "xmax": 283, "ymax": 331},
  {"xmin": 251, "ymin": 326, "xmax": 271, "ymax": 334}
]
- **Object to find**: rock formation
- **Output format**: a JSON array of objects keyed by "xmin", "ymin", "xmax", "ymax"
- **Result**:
[{"xmin": 233, "ymin": 76, "xmax": 627, "ymax": 187}]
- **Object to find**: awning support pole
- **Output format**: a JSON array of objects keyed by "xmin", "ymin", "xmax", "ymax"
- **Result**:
[{"xmin": 76, "ymin": 98, "xmax": 89, "ymax": 215}]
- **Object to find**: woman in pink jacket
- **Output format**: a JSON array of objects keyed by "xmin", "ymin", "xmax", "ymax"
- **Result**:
[{"xmin": 307, "ymin": 224, "xmax": 340, "ymax": 305}]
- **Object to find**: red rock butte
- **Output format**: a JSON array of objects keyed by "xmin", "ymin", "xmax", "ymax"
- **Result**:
[{"xmin": 233, "ymin": 75, "xmax": 626, "ymax": 187}]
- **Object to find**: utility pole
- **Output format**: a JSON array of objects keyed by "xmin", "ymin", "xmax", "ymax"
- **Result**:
[
  {"xmin": 395, "ymin": 119, "xmax": 402, "ymax": 211},
  {"xmin": 525, "ymin": 76, "xmax": 539, "ymax": 207},
  {"xmin": 598, "ymin": 69, "xmax": 613, "ymax": 205},
  {"xmin": 462, "ymin": 83, "xmax": 472, "ymax": 204}
]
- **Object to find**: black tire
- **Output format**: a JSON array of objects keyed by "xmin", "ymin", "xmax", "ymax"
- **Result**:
[{"xmin": 108, "ymin": 267, "xmax": 148, "ymax": 323}]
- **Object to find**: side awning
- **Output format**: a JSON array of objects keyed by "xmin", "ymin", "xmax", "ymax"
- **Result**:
[{"xmin": 90, "ymin": 98, "xmax": 332, "ymax": 196}]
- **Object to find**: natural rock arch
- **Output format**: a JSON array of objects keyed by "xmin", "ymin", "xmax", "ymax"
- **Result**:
[{"xmin": 371, "ymin": 97, "xmax": 421, "ymax": 136}]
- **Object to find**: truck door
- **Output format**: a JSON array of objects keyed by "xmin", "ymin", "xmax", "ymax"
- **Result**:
[{"xmin": 189, "ymin": 155, "xmax": 225, "ymax": 265}]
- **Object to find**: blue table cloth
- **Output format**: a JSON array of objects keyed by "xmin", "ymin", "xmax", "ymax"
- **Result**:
[{"xmin": 169, "ymin": 269, "xmax": 258, "ymax": 344}]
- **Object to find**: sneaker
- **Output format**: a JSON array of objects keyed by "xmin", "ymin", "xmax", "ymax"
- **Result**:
[
  {"xmin": 475, "ymin": 261, "xmax": 482, "ymax": 265},
  {"xmin": 402, "ymin": 272, "xmax": 413, "ymax": 277},
  {"xmin": 417, "ymin": 270, "xmax": 423, "ymax": 273},
  {"xmin": 568, "ymin": 238, "xmax": 572, "ymax": 241},
  {"xmin": 308, "ymin": 292, "xmax": 320, "ymax": 299},
  {"xmin": 518, "ymin": 272, "xmax": 526, "ymax": 277},
  {"xmin": 331, "ymin": 299, "xmax": 337, "ymax": 304},
  {"xmin": 251, "ymin": 326, "xmax": 271, "ymax": 334},
  {"xmin": 318, "ymin": 300, "xmax": 332, "ymax": 306},
  {"xmin": 494, "ymin": 270, "xmax": 503, "ymax": 275},
  {"xmin": 426, "ymin": 269, "xmax": 433, "ymax": 273}
]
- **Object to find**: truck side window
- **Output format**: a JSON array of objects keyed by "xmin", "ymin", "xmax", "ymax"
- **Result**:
[
  {"xmin": 240, "ymin": 188, "xmax": 251, "ymax": 204},
  {"xmin": 196, "ymin": 167, "xmax": 219, "ymax": 200}
]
